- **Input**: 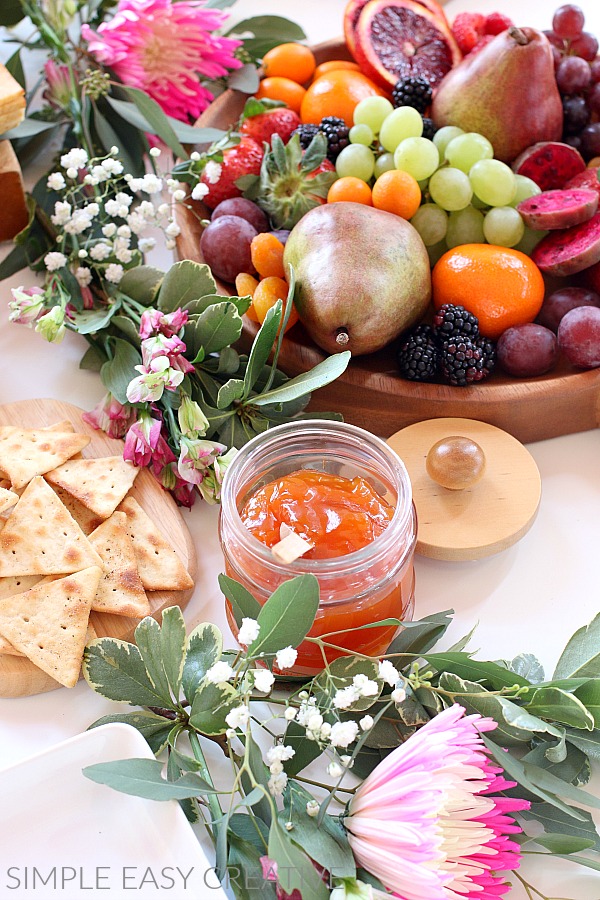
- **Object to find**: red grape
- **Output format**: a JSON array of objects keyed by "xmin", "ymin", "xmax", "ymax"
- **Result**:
[
  {"xmin": 558, "ymin": 306, "xmax": 600, "ymax": 367},
  {"xmin": 571, "ymin": 32, "xmax": 599, "ymax": 61},
  {"xmin": 590, "ymin": 57, "xmax": 600, "ymax": 83},
  {"xmin": 588, "ymin": 82, "xmax": 600, "ymax": 115},
  {"xmin": 497, "ymin": 324, "xmax": 558, "ymax": 377},
  {"xmin": 200, "ymin": 215, "xmax": 257, "ymax": 283},
  {"xmin": 536, "ymin": 287, "xmax": 600, "ymax": 332},
  {"xmin": 556, "ymin": 55, "xmax": 591, "ymax": 94},
  {"xmin": 562, "ymin": 95, "xmax": 590, "ymax": 134},
  {"xmin": 580, "ymin": 123, "xmax": 600, "ymax": 158},
  {"xmin": 211, "ymin": 197, "xmax": 269, "ymax": 233},
  {"xmin": 544, "ymin": 29, "xmax": 566, "ymax": 50},
  {"xmin": 552, "ymin": 5, "xmax": 585, "ymax": 40}
]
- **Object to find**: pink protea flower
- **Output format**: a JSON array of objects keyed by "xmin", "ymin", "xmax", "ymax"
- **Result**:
[
  {"xmin": 345, "ymin": 704, "xmax": 529, "ymax": 900},
  {"xmin": 82, "ymin": 391, "xmax": 135, "ymax": 438},
  {"xmin": 81, "ymin": 0, "xmax": 243, "ymax": 122}
]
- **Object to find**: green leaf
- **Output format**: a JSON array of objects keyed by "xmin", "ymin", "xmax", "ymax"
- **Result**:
[
  {"xmin": 533, "ymin": 834, "xmax": 596, "ymax": 853},
  {"xmin": 217, "ymin": 378, "xmax": 246, "ymax": 409},
  {"xmin": 438, "ymin": 673, "xmax": 532, "ymax": 746},
  {"xmin": 112, "ymin": 315, "xmax": 142, "ymax": 346},
  {"xmin": 574, "ymin": 679, "xmax": 600, "ymax": 727},
  {"xmin": 243, "ymin": 734, "xmax": 273, "ymax": 827},
  {"xmin": 395, "ymin": 686, "xmax": 430, "ymax": 726},
  {"xmin": 93, "ymin": 106, "xmax": 138, "ymax": 176},
  {"xmin": 525, "ymin": 687, "xmax": 595, "ymax": 731},
  {"xmin": 182, "ymin": 622, "xmax": 223, "ymax": 704},
  {"xmin": 552, "ymin": 854, "xmax": 600, "ymax": 872},
  {"xmin": 385, "ymin": 609, "xmax": 454, "ymax": 662},
  {"xmin": 4, "ymin": 48, "xmax": 25, "ymax": 89},
  {"xmin": 426, "ymin": 652, "xmax": 530, "ymax": 690},
  {"xmin": 218, "ymin": 574, "xmax": 262, "ymax": 627},
  {"xmin": 282, "ymin": 721, "xmax": 324, "ymax": 777},
  {"xmin": 232, "ymin": 17, "xmax": 306, "ymax": 59},
  {"xmin": 565, "ymin": 728, "xmax": 600, "ymax": 761},
  {"xmin": 522, "ymin": 762, "xmax": 600, "ymax": 811},
  {"xmin": 228, "ymin": 832, "xmax": 277, "ymax": 900},
  {"xmin": 228, "ymin": 64, "xmax": 260, "ymax": 94},
  {"xmin": 313, "ymin": 656, "xmax": 381, "ymax": 713},
  {"xmin": 267, "ymin": 818, "xmax": 328, "ymax": 900},
  {"xmin": 520, "ymin": 802, "xmax": 600, "ymax": 852},
  {"xmin": 158, "ymin": 261, "xmax": 216, "ymax": 313},
  {"xmin": 119, "ymin": 265, "xmax": 164, "ymax": 306},
  {"xmin": 100, "ymin": 338, "xmax": 141, "ymax": 405},
  {"xmin": 83, "ymin": 638, "xmax": 169, "ymax": 708},
  {"xmin": 79, "ymin": 344, "xmax": 107, "ymax": 372},
  {"xmin": 187, "ymin": 303, "xmax": 243, "ymax": 356},
  {"xmin": 83, "ymin": 758, "xmax": 218, "ymax": 799},
  {"xmin": 87, "ymin": 711, "xmax": 174, "ymax": 755},
  {"xmin": 554, "ymin": 612, "xmax": 600, "ymax": 679},
  {"xmin": 189, "ymin": 679, "xmax": 238, "ymax": 735},
  {"xmin": 497, "ymin": 697, "xmax": 564, "ymax": 741},
  {"xmin": 251, "ymin": 351, "xmax": 351, "ymax": 407},
  {"xmin": 280, "ymin": 781, "xmax": 355, "ymax": 878},
  {"xmin": 158, "ymin": 607, "xmax": 187, "ymax": 700},
  {"xmin": 243, "ymin": 300, "xmax": 282, "ymax": 398},
  {"xmin": 68, "ymin": 301, "xmax": 122, "ymax": 335},
  {"xmin": 447, "ymin": 623, "xmax": 478, "ymax": 653},
  {"xmin": 523, "ymin": 741, "xmax": 590, "ymax": 784},
  {"xmin": 247, "ymin": 574, "xmax": 319, "ymax": 657},
  {"xmin": 0, "ymin": 0, "xmax": 25, "ymax": 27},
  {"xmin": 111, "ymin": 88, "xmax": 187, "ymax": 159},
  {"xmin": 1, "ymin": 118, "xmax": 58, "ymax": 140},
  {"xmin": 509, "ymin": 653, "xmax": 545, "ymax": 683}
]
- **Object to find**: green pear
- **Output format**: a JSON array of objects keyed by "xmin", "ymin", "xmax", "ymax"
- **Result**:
[{"xmin": 283, "ymin": 202, "xmax": 431, "ymax": 356}]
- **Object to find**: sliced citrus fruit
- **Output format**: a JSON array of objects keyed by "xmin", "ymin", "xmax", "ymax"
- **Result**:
[
  {"xmin": 344, "ymin": 0, "xmax": 452, "ymax": 61},
  {"xmin": 351, "ymin": 0, "xmax": 462, "ymax": 91}
]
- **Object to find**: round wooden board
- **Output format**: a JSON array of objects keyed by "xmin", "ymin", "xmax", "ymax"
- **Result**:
[
  {"xmin": 0, "ymin": 399, "xmax": 197, "ymax": 698},
  {"xmin": 387, "ymin": 418, "xmax": 541, "ymax": 561},
  {"xmin": 175, "ymin": 37, "xmax": 600, "ymax": 445}
]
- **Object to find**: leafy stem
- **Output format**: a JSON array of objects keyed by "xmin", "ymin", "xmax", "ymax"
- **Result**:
[
  {"xmin": 511, "ymin": 869, "xmax": 574, "ymax": 900},
  {"xmin": 188, "ymin": 729, "xmax": 223, "ymax": 843}
]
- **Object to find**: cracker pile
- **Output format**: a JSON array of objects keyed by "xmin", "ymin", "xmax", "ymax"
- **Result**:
[{"xmin": 0, "ymin": 420, "xmax": 194, "ymax": 688}]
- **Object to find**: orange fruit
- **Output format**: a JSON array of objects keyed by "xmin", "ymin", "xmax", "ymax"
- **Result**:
[
  {"xmin": 256, "ymin": 77, "xmax": 306, "ymax": 114},
  {"xmin": 327, "ymin": 176, "xmax": 372, "ymax": 205},
  {"xmin": 252, "ymin": 276, "xmax": 299, "ymax": 333},
  {"xmin": 250, "ymin": 233, "xmax": 286, "ymax": 279},
  {"xmin": 262, "ymin": 43, "xmax": 316, "ymax": 84},
  {"xmin": 300, "ymin": 69, "xmax": 386, "ymax": 125},
  {"xmin": 432, "ymin": 244, "xmax": 546, "ymax": 339},
  {"xmin": 313, "ymin": 59, "xmax": 362, "ymax": 81},
  {"xmin": 235, "ymin": 273, "xmax": 260, "ymax": 322},
  {"xmin": 372, "ymin": 170, "xmax": 421, "ymax": 219}
]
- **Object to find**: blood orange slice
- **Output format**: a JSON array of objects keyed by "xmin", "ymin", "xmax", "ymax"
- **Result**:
[
  {"xmin": 351, "ymin": 0, "xmax": 462, "ymax": 91},
  {"xmin": 344, "ymin": 0, "xmax": 451, "ymax": 59}
]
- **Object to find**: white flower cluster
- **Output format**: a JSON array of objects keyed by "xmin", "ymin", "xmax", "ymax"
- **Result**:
[
  {"xmin": 294, "ymin": 692, "xmax": 361, "ymax": 750},
  {"xmin": 333, "ymin": 673, "xmax": 379, "ymax": 711},
  {"xmin": 265, "ymin": 743, "xmax": 295, "ymax": 798}
]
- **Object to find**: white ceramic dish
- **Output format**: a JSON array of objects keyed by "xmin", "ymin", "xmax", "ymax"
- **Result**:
[{"xmin": 0, "ymin": 723, "xmax": 228, "ymax": 900}]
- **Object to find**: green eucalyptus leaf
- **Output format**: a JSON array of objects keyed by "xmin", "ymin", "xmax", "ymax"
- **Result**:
[
  {"xmin": 533, "ymin": 834, "xmax": 596, "ymax": 853},
  {"xmin": 385, "ymin": 609, "xmax": 454, "ymax": 662},
  {"xmin": 83, "ymin": 638, "xmax": 168, "ymax": 708},
  {"xmin": 79, "ymin": 344, "xmax": 107, "ymax": 372},
  {"xmin": 93, "ymin": 106, "xmax": 138, "ymax": 176},
  {"xmin": 280, "ymin": 781, "xmax": 355, "ymax": 878},
  {"xmin": 251, "ymin": 351, "xmax": 351, "ymax": 407},
  {"xmin": 426, "ymin": 652, "xmax": 530, "ymax": 690},
  {"xmin": 218, "ymin": 574, "xmax": 262, "ymax": 626},
  {"xmin": 552, "ymin": 854, "xmax": 600, "ymax": 872},
  {"xmin": 119, "ymin": 265, "xmax": 164, "ymax": 306},
  {"xmin": 267, "ymin": 818, "xmax": 329, "ymax": 900},
  {"xmin": 447, "ymin": 623, "xmax": 478, "ymax": 653},
  {"xmin": 1, "ymin": 118, "xmax": 57, "ymax": 140},
  {"xmin": 182, "ymin": 622, "xmax": 223, "ymax": 704},
  {"xmin": 243, "ymin": 300, "xmax": 282, "ymax": 398},
  {"xmin": 217, "ymin": 378, "xmax": 246, "ymax": 409},
  {"xmin": 83, "ymin": 758, "xmax": 217, "ymax": 799},
  {"xmin": 554, "ymin": 612, "xmax": 600, "ymax": 679},
  {"xmin": 283, "ymin": 720, "xmax": 324, "ymax": 778},
  {"xmin": 243, "ymin": 734, "xmax": 273, "ymax": 827},
  {"xmin": 68, "ymin": 301, "xmax": 122, "ymax": 335},
  {"xmin": 437, "ymin": 673, "xmax": 531, "ymax": 746},
  {"xmin": 247, "ymin": 574, "xmax": 319, "ymax": 657},
  {"xmin": 228, "ymin": 63, "xmax": 260, "ymax": 94},
  {"xmin": 189, "ymin": 678, "xmax": 238, "ymax": 735},
  {"xmin": 565, "ymin": 728, "xmax": 600, "ymax": 761},
  {"xmin": 509, "ymin": 653, "xmax": 545, "ymax": 683},
  {"xmin": 525, "ymin": 687, "xmax": 595, "ymax": 731},
  {"xmin": 87, "ymin": 711, "xmax": 174, "ymax": 755},
  {"xmin": 523, "ymin": 741, "xmax": 589, "ymax": 785},
  {"xmin": 158, "ymin": 260, "xmax": 217, "ymax": 312},
  {"xmin": 5, "ymin": 48, "xmax": 25, "ymax": 89},
  {"xmin": 228, "ymin": 832, "xmax": 277, "ymax": 900},
  {"xmin": 166, "ymin": 752, "xmax": 199, "ymax": 824},
  {"xmin": 574, "ymin": 679, "xmax": 600, "ymax": 727},
  {"xmin": 100, "ymin": 338, "xmax": 141, "ymax": 405},
  {"xmin": 519, "ymin": 803, "xmax": 600, "ymax": 852}
]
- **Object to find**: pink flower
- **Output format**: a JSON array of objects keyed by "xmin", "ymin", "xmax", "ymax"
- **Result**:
[
  {"xmin": 82, "ymin": 391, "xmax": 135, "ymax": 438},
  {"xmin": 141, "ymin": 334, "xmax": 194, "ymax": 375},
  {"xmin": 82, "ymin": 0, "xmax": 243, "ymax": 122},
  {"xmin": 123, "ymin": 411, "xmax": 162, "ymax": 466},
  {"xmin": 177, "ymin": 435, "xmax": 226, "ymax": 486},
  {"xmin": 8, "ymin": 286, "xmax": 45, "ymax": 326},
  {"xmin": 126, "ymin": 355, "xmax": 185, "ymax": 403},
  {"xmin": 43, "ymin": 60, "xmax": 73, "ymax": 110},
  {"xmin": 139, "ymin": 307, "xmax": 188, "ymax": 340},
  {"xmin": 345, "ymin": 705, "xmax": 529, "ymax": 900}
]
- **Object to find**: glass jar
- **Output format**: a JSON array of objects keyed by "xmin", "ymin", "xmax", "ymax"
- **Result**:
[{"xmin": 219, "ymin": 420, "xmax": 417, "ymax": 677}]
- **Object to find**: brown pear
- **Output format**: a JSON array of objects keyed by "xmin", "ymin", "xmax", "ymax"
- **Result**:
[{"xmin": 432, "ymin": 27, "xmax": 563, "ymax": 164}]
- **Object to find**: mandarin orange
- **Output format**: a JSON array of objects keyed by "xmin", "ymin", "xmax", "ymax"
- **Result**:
[{"xmin": 300, "ymin": 69, "xmax": 386, "ymax": 125}]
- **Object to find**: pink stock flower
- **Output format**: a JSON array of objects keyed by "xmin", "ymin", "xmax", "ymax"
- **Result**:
[
  {"xmin": 8, "ymin": 286, "xmax": 45, "ymax": 326},
  {"xmin": 345, "ymin": 704, "xmax": 529, "ymax": 900},
  {"xmin": 177, "ymin": 435, "xmax": 226, "ymax": 486},
  {"xmin": 82, "ymin": 391, "xmax": 135, "ymax": 438},
  {"xmin": 139, "ymin": 307, "xmax": 188, "ymax": 340},
  {"xmin": 141, "ymin": 334, "xmax": 194, "ymax": 375},
  {"xmin": 123, "ymin": 411, "xmax": 162, "ymax": 466},
  {"xmin": 82, "ymin": 0, "xmax": 243, "ymax": 122}
]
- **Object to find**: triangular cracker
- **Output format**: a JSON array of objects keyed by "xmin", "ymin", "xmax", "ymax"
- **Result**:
[
  {"xmin": 41, "ymin": 420, "xmax": 75, "ymax": 433},
  {"xmin": 0, "ymin": 428, "xmax": 89, "ymax": 490},
  {"xmin": 51, "ymin": 485, "xmax": 104, "ymax": 536},
  {"xmin": 0, "ymin": 486, "xmax": 18, "ymax": 514},
  {"xmin": 0, "ymin": 476, "xmax": 103, "ymax": 576},
  {"xmin": 45, "ymin": 456, "xmax": 139, "ymax": 519},
  {"xmin": 88, "ymin": 512, "xmax": 151, "ymax": 618},
  {"xmin": 118, "ymin": 496, "xmax": 193, "ymax": 591},
  {"xmin": 0, "ymin": 617, "xmax": 98, "ymax": 657},
  {"xmin": 0, "ymin": 567, "xmax": 101, "ymax": 686}
]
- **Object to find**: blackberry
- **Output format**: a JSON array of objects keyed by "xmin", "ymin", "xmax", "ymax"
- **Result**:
[
  {"xmin": 292, "ymin": 122, "xmax": 319, "ymax": 150},
  {"xmin": 392, "ymin": 76, "xmax": 432, "ymax": 113},
  {"xmin": 432, "ymin": 303, "xmax": 479, "ymax": 341},
  {"xmin": 439, "ymin": 337, "xmax": 486, "ymax": 386},
  {"xmin": 397, "ymin": 324, "xmax": 439, "ymax": 382},
  {"xmin": 475, "ymin": 335, "xmax": 496, "ymax": 377},
  {"xmin": 421, "ymin": 116, "xmax": 437, "ymax": 141},
  {"xmin": 318, "ymin": 116, "xmax": 350, "ymax": 162}
]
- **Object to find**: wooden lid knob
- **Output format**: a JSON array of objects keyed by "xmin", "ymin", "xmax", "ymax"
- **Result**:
[{"xmin": 426, "ymin": 435, "xmax": 486, "ymax": 491}]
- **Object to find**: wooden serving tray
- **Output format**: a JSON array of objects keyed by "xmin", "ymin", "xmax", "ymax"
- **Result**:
[
  {"xmin": 175, "ymin": 38, "xmax": 600, "ymax": 444},
  {"xmin": 0, "ymin": 399, "xmax": 197, "ymax": 697}
]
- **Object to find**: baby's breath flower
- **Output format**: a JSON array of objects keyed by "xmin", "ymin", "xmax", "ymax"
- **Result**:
[
  {"xmin": 166, "ymin": 222, "xmax": 181, "ymax": 237},
  {"xmin": 105, "ymin": 263, "xmax": 124, "ymax": 284},
  {"xmin": 203, "ymin": 161, "xmax": 222, "ymax": 184},
  {"xmin": 190, "ymin": 151, "xmax": 201, "ymax": 161},
  {"xmin": 266, "ymin": 745, "xmax": 295, "ymax": 764},
  {"xmin": 75, "ymin": 266, "xmax": 92, "ymax": 287},
  {"xmin": 334, "ymin": 686, "xmax": 360, "ymax": 710},
  {"xmin": 253, "ymin": 668, "xmax": 275, "ymax": 694},
  {"xmin": 90, "ymin": 243, "xmax": 112, "ymax": 261},
  {"xmin": 138, "ymin": 237, "xmax": 156, "ymax": 253},
  {"xmin": 306, "ymin": 800, "xmax": 319, "ymax": 817},
  {"xmin": 44, "ymin": 251, "xmax": 67, "ymax": 272},
  {"xmin": 205, "ymin": 661, "xmax": 234, "ymax": 685},
  {"xmin": 267, "ymin": 771, "xmax": 287, "ymax": 797},
  {"xmin": 149, "ymin": 147, "xmax": 161, "ymax": 158},
  {"xmin": 327, "ymin": 761, "xmax": 343, "ymax": 778},
  {"xmin": 47, "ymin": 172, "xmax": 66, "ymax": 191},
  {"xmin": 60, "ymin": 148, "xmax": 88, "ymax": 170},
  {"xmin": 141, "ymin": 173, "xmax": 163, "ymax": 194},
  {"xmin": 51, "ymin": 201, "xmax": 72, "ymax": 226},
  {"xmin": 275, "ymin": 647, "xmax": 297, "ymax": 670},
  {"xmin": 225, "ymin": 704, "xmax": 249, "ymax": 731},
  {"xmin": 353, "ymin": 674, "xmax": 379, "ymax": 697},
  {"xmin": 237, "ymin": 617, "xmax": 260, "ymax": 645},
  {"xmin": 78, "ymin": 249, "xmax": 88, "ymax": 259},
  {"xmin": 379, "ymin": 660, "xmax": 400, "ymax": 687},
  {"xmin": 391, "ymin": 687, "xmax": 407, "ymax": 705},
  {"xmin": 330, "ymin": 721, "xmax": 359, "ymax": 749},
  {"xmin": 102, "ymin": 223, "xmax": 117, "ymax": 238},
  {"xmin": 284, "ymin": 707, "xmax": 297, "ymax": 721},
  {"xmin": 172, "ymin": 190, "xmax": 186, "ymax": 202},
  {"xmin": 359, "ymin": 715, "xmax": 374, "ymax": 731},
  {"xmin": 66, "ymin": 166, "xmax": 78, "ymax": 180},
  {"xmin": 191, "ymin": 183, "xmax": 209, "ymax": 201}
]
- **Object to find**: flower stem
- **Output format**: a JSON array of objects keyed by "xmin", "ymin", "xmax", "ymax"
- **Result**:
[{"xmin": 188, "ymin": 729, "xmax": 224, "ymax": 846}]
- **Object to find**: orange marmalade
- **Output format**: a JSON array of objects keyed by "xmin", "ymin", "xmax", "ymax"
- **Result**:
[{"xmin": 219, "ymin": 421, "xmax": 417, "ymax": 677}]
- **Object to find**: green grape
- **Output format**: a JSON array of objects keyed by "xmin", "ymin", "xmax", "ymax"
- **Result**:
[
  {"xmin": 510, "ymin": 174, "xmax": 542, "ymax": 208},
  {"xmin": 483, "ymin": 207, "xmax": 525, "ymax": 247},
  {"xmin": 429, "ymin": 167, "xmax": 473, "ymax": 211},
  {"xmin": 379, "ymin": 107, "xmax": 423, "ymax": 152},
  {"xmin": 444, "ymin": 132, "xmax": 493, "ymax": 174},
  {"xmin": 445, "ymin": 206, "xmax": 485, "ymax": 248},
  {"xmin": 374, "ymin": 152, "xmax": 395, "ymax": 178},
  {"xmin": 353, "ymin": 96, "xmax": 394, "ymax": 133},
  {"xmin": 515, "ymin": 226, "xmax": 548, "ymax": 256},
  {"xmin": 427, "ymin": 239, "xmax": 449, "ymax": 267},
  {"xmin": 349, "ymin": 123, "xmax": 374, "ymax": 146},
  {"xmin": 433, "ymin": 125, "xmax": 465, "ymax": 159},
  {"xmin": 394, "ymin": 136, "xmax": 439, "ymax": 180},
  {"xmin": 411, "ymin": 203, "xmax": 448, "ymax": 246},
  {"xmin": 469, "ymin": 159, "xmax": 517, "ymax": 207},
  {"xmin": 335, "ymin": 144, "xmax": 375, "ymax": 181},
  {"xmin": 471, "ymin": 194, "xmax": 489, "ymax": 210}
]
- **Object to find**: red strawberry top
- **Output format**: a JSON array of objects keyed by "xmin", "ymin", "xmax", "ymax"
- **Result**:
[
  {"xmin": 240, "ymin": 107, "xmax": 301, "ymax": 146},
  {"xmin": 200, "ymin": 136, "xmax": 264, "ymax": 210}
]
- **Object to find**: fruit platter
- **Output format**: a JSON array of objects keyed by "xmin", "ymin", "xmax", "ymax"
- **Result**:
[{"xmin": 175, "ymin": 0, "xmax": 600, "ymax": 443}]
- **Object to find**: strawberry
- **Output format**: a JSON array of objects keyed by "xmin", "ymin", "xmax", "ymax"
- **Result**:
[
  {"xmin": 484, "ymin": 12, "xmax": 514, "ymax": 35},
  {"xmin": 451, "ymin": 12, "xmax": 486, "ymax": 55},
  {"xmin": 200, "ymin": 136, "xmax": 264, "ymax": 210},
  {"xmin": 240, "ymin": 108, "xmax": 301, "ymax": 146}
]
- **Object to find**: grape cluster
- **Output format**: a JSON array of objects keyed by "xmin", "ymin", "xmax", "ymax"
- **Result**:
[{"xmin": 546, "ymin": 4, "xmax": 600, "ymax": 159}]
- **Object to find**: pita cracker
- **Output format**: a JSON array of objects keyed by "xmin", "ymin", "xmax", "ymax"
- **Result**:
[
  {"xmin": 41, "ymin": 420, "xmax": 76, "ymax": 433},
  {"xmin": 51, "ymin": 485, "xmax": 105, "ymax": 536},
  {"xmin": 45, "ymin": 456, "xmax": 139, "ymax": 519},
  {"xmin": 0, "ymin": 566, "xmax": 101, "ymax": 686},
  {"xmin": 0, "ymin": 486, "xmax": 18, "ymax": 514},
  {"xmin": 0, "ymin": 476, "xmax": 103, "ymax": 577},
  {"xmin": 88, "ymin": 512, "xmax": 151, "ymax": 618},
  {"xmin": 0, "ymin": 573, "xmax": 41, "ymax": 601},
  {"xmin": 0, "ymin": 428, "xmax": 90, "ymax": 490},
  {"xmin": 118, "ymin": 496, "xmax": 193, "ymax": 591}
]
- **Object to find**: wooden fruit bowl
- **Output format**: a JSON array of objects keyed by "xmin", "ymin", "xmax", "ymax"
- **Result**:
[{"xmin": 175, "ymin": 38, "xmax": 600, "ymax": 444}]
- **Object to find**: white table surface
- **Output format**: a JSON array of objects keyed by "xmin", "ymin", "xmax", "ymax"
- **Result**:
[{"xmin": 0, "ymin": 0, "xmax": 599, "ymax": 897}]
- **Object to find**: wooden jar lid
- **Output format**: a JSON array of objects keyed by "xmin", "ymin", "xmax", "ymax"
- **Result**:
[{"xmin": 388, "ymin": 417, "xmax": 541, "ymax": 561}]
